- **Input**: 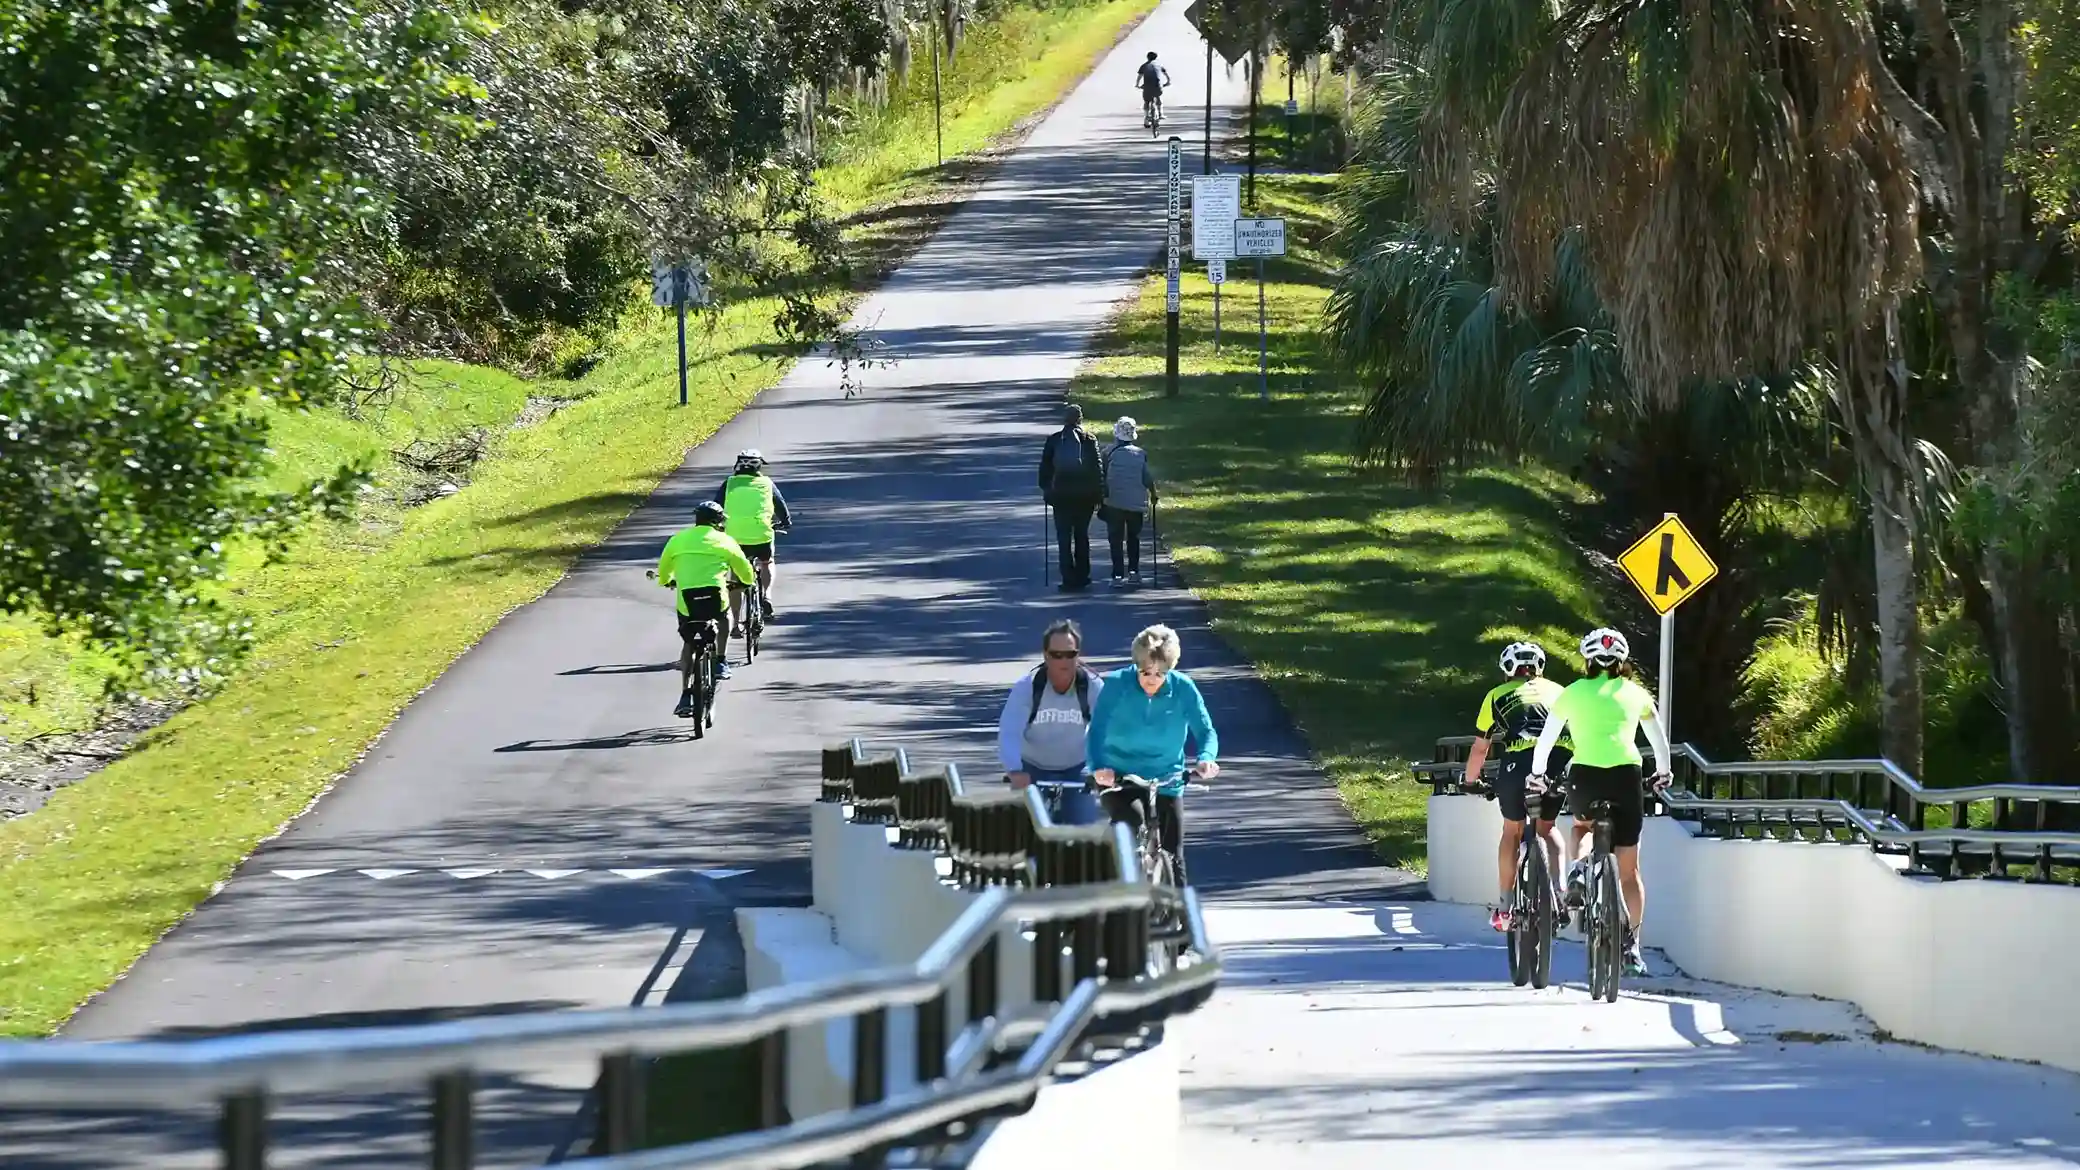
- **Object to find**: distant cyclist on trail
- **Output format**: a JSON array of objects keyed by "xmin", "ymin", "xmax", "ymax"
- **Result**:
[
  {"xmin": 655, "ymin": 501, "xmax": 756, "ymax": 709},
  {"xmin": 713, "ymin": 449, "xmax": 793, "ymax": 626},
  {"xmin": 1529, "ymin": 628, "xmax": 1673, "ymax": 977},
  {"xmin": 1464, "ymin": 641, "xmax": 1572, "ymax": 933},
  {"xmin": 1136, "ymin": 52, "xmax": 1170, "ymax": 124}
]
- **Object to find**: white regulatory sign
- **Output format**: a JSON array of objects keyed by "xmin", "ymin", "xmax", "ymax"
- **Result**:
[
  {"xmin": 1192, "ymin": 175, "xmax": 1241, "ymax": 260},
  {"xmin": 1207, "ymin": 258, "xmax": 1227, "ymax": 284},
  {"xmin": 1233, "ymin": 218, "xmax": 1287, "ymax": 258}
]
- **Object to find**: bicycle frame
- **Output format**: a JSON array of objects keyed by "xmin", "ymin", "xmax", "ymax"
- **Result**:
[{"xmin": 1577, "ymin": 801, "xmax": 1623, "ymax": 1003}]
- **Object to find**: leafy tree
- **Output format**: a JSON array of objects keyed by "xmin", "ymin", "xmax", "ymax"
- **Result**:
[{"xmin": 0, "ymin": 0, "xmax": 466, "ymax": 683}]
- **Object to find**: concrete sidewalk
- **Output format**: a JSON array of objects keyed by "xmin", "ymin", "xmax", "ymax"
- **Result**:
[{"xmin": 1173, "ymin": 899, "xmax": 2080, "ymax": 1168}]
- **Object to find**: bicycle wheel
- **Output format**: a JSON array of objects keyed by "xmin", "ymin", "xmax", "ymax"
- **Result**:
[
  {"xmin": 744, "ymin": 598, "xmax": 760, "ymax": 664},
  {"xmin": 690, "ymin": 648, "xmax": 709, "ymax": 741},
  {"xmin": 1596, "ymin": 861, "xmax": 1622, "ymax": 1002},
  {"xmin": 1505, "ymin": 846, "xmax": 1532, "ymax": 987},
  {"xmin": 1146, "ymin": 845, "xmax": 1179, "ymax": 976},
  {"xmin": 1526, "ymin": 839, "xmax": 1555, "ymax": 990}
]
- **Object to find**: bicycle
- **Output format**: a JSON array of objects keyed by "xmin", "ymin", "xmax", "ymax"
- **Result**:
[
  {"xmin": 737, "ymin": 528, "xmax": 785, "ymax": 665},
  {"xmin": 646, "ymin": 570, "xmax": 720, "ymax": 738},
  {"xmin": 1114, "ymin": 772, "xmax": 1208, "ymax": 975},
  {"xmin": 1462, "ymin": 775, "xmax": 1559, "ymax": 990},
  {"xmin": 1030, "ymin": 777, "xmax": 1088, "ymax": 824},
  {"xmin": 1142, "ymin": 90, "xmax": 1165, "ymax": 134}
]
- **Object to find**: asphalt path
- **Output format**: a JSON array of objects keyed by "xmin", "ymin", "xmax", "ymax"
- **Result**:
[{"xmin": 3, "ymin": 4, "xmax": 1391, "ymax": 1165}]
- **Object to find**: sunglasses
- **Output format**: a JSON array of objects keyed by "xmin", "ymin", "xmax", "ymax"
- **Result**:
[{"xmin": 1045, "ymin": 648, "xmax": 1081, "ymax": 660}]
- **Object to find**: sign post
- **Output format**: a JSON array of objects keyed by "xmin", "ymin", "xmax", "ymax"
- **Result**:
[
  {"xmin": 1232, "ymin": 217, "xmax": 1286, "ymax": 399},
  {"xmin": 651, "ymin": 257, "xmax": 710, "ymax": 407},
  {"xmin": 1616, "ymin": 512, "xmax": 1720, "ymax": 742},
  {"xmin": 1165, "ymin": 136, "xmax": 1183, "ymax": 398},
  {"xmin": 1192, "ymin": 173, "xmax": 1240, "ymax": 358}
]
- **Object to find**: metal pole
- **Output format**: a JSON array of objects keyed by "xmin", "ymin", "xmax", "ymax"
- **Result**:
[
  {"xmin": 1214, "ymin": 281, "xmax": 1221, "ymax": 352},
  {"xmin": 1659, "ymin": 513, "xmax": 1676, "ymax": 742},
  {"xmin": 1257, "ymin": 256, "xmax": 1268, "ymax": 399},
  {"xmin": 1165, "ymin": 136, "xmax": 1182, "ymax": 398},
  {"xmin": 675, "ymin": 273, "xmax": 689, "ymax": 408},
  {"xmin": 932, "ymin": 20, "xmax": 944, "ymax": 168},
  {"xmin": 1043, "ymin": 503, "xmax": 1051, "ymax": 585},
  {"xmin": 1246, "ymin": 49, "xmax": 1258, "ymax": 208},
  {"xmin": 1203, "ymin": 40, "xmax": 1213, "ymax": 175}
]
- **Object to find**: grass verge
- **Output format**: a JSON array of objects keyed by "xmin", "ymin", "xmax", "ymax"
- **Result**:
[
  {"xmin": 1069, "ymin": 175, "xmax": 1602, "ymax": 874},
  {"xmin": 0, "ymin": 0, "xmax": 1157, "ymax": 1041}
]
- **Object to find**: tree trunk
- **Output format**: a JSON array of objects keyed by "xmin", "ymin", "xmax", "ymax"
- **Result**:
[{"xmin": 1841, "ymin": 309, "xmax": 1925, "ymax": 775}]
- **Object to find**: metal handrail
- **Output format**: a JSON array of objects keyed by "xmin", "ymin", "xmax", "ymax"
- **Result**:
[
  {"xmin": 0, "ymin": 882, "xmax": 1186, "ymax": 1107},
  {"xmin": 3, "ymin": 737, "xmax": 1224, "ymax": 1170},
  {"xmin": 1420, "ymin": 733, "xmax": 2080, "ymax": 881}
]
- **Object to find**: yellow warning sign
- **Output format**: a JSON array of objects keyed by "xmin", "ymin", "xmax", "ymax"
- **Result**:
[{"xmin": 1617, "ymin": 515, "xmax": 1718, "ymax": 615}]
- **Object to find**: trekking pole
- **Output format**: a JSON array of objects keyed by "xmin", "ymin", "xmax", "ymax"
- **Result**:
[
  {"xmin": 1043, "ymin": 503, "xmax": 1052, "ymax": 586},
  {"xmin": 1150, "ymin": 495, "xmax": 1161, "ymax": 588}
]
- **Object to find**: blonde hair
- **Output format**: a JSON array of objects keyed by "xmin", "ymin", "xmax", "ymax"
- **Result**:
[{"xmin": 1131, "ymin": 624, "xmax": 1182, "ymax": 671}]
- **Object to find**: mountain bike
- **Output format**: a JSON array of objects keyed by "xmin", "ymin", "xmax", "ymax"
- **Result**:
[
  {"xmin": 1505, "ymin": 805, "xmax": 1559, "ymax": 990},
  {"xmin": 1142, "ymin": 90, "xmax": 1165, "ymax": 135},
  {"xmin": 1573, "ymin": 794, "xmax": 1625, "ymax": 1003},
  {"xmin": 1463, "ymin": 774, "xmax": 1559, "ymax": 990},
  {"xmin": 737, "ymin": 575, "xmax": 765, "ymax": 664}
]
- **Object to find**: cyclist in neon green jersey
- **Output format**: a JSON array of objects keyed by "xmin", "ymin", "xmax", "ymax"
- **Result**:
[
  {"xmin": 1464, "ymin": 641, "xmax": 1572, "ymax": 933},
  {"xmin": 1530, "ymin": 627, "xmax": 1671, "ymax": 976},
  {"xmin": 656, "ymin": 501, "xmax": 756, "ymax": 711},
  {"xmin": 714, "ymin": 450, "xmax": 794, "ymax": 627}
]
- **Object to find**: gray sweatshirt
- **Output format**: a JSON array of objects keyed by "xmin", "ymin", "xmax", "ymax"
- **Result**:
[
  {"xmin": 997, "ymin": 668, "xmax": 1106, "ymax": 772},
  {"xmin": 1103, "ymin": 442, "xmax": 1154, "ymax": 512}
]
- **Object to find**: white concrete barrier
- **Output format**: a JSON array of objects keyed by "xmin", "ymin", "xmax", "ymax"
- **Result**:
[
  {"xmin": 1426, "ymin": 793, "xmax": 2080, "ymax": 1072},
  {"xmin": 742, "ymin": 799, "xmax": 1172, "ymax": 1148}
]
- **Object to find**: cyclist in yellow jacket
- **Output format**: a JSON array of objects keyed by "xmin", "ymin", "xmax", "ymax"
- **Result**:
[
  {"xmin": 656, "ymin": 501, "xmax": 756, "ymax": 714},
  {"xmin": 714, "ymin": 450, "xmax": 794, "ymax": 626}
]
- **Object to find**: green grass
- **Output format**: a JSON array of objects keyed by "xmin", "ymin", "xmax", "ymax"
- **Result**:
[
  {"xmin": 0, "ymin": 0, "xmax": 1158, "ymax": 1041},
  {"xmin": 1070, "ymin": 175, "xmax": 1602, "ymax": 874}
]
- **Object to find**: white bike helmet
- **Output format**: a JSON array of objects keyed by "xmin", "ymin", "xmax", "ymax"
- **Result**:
[
  {"xmin": 734, "ymin": 448, "xmax": 766, "ymax": 469},
  {"xmin": 1498, "ymin": 641, "xmax": 1546, "ymax": 677},
  {"xmin": 1580, "ymin": 627, "xmax": 1630, "ymax": 667}
]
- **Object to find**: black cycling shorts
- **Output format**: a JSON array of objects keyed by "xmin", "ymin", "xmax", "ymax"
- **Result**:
[
  {"xmin": 676, "ymin": 587, "xmax": 725, "ymax": 644},
  {"xmin": 1495, "ymin": 748, "xmax": 1565, "ymax": 824},
  {"xmin": 738, "ymin": 542, "xmax": 773, "ymax": 563},
  {"xmin": 1567, "ymin": 762, "xmax": 1645, "ymax": 849}
]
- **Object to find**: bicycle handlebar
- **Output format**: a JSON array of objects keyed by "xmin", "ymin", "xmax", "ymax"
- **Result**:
[{"xmin": 1116, "ymin": 774, "xmax": 1210, "ymax": 795}]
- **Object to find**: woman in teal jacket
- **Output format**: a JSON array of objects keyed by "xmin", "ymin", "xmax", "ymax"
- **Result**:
[{"xmin": 1090, "ymin": 623, "xmax": 1220, "ymax": 884}]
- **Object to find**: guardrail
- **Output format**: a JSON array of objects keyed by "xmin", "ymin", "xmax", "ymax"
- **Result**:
[
  {"xmin": 1, "ymin": 741, "xmax": 1223, "ymax": 1169},
  {"xmin": 1417, "ymin": 735, "xmax": 2080, "ymax": 884}
]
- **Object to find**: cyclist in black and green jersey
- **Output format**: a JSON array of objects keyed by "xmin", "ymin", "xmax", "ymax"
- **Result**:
[{"xmin": 1465, "ymin": 642, "xmax": 1572, "ymax": 933}]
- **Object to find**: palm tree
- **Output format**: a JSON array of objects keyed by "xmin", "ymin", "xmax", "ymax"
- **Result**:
[{"xmin": 1387, "ymin": 0, "xmax": 1932, "ymax": 770}]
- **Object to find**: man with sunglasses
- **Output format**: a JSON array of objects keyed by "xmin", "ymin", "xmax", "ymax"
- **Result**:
[{"xmin": 997, "ymin": 618, "xmax": 1106, "ymax": 825}]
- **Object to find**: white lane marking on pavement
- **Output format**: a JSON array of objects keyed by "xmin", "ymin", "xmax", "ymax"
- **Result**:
[
  {"xmin": 258, "ymin": 867, "xmax": 752, "ymax": 881},
  {"xmin": 1388, "ymin": 909, "xmax": 1420, "ymax": 935}
]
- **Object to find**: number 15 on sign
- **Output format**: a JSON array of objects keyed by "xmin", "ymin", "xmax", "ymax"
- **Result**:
[{"xmin": 1616, "ymin": 513, "xmax": 1717, "ymax": 743}]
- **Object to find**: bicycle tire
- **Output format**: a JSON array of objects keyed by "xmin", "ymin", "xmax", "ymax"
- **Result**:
[
  {"xmin": 1505, "ymin": 845, "xmax": 1533, "ymax": 987},
  {"xmin": 690, "ymin": 647, "xmax": 709, "ymax": 741},
  {"xmin": 1597, "ymin": 862, "xmax": 1622, "ymax": 1002},
  {"xmin": 1146, "ymin": 845, "xmax": 1179, "ymax": 976},
  {"xmin": 1526, "ymin": 838, "xmax": 1555, "ymax": 990}
]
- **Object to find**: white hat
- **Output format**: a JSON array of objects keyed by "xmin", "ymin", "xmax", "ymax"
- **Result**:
[{"xmin": 1113, "ymin": 416, "xmax": 1139, "ymax": 441}]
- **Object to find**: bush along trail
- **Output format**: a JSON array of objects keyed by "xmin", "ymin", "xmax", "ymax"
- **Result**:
[{"xmin": 0, "ymin": 0, "xmax": 1157, "ymax": 1041}]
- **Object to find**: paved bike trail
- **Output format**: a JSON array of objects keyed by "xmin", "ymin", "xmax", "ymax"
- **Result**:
[{"xmin": 2, "ymin": 5, "xmax": 1392, "ymax": 1166}]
